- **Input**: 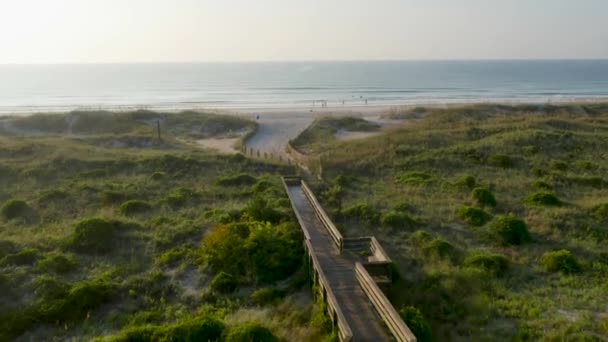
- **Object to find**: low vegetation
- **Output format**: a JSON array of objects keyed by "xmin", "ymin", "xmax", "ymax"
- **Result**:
[
  {"xmin": 0, "ymin": 110, "xmax": 329, "ymax": 341},
  {"xmin": 296, "ymin": 103, "xmax": 608, "ymax": 340}
]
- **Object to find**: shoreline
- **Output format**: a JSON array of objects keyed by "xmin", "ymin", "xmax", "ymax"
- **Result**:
[{"xmin": 2, "ymin": 97, "xmax": 608, "ymax": 117}]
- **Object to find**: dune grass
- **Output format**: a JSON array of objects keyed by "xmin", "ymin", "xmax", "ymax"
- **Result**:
[
  {"xmin": 0, "ymin": 111, "xmax": 328, "ymax": 341},
  {"xmin": 297, "ymin": 103, "xmax": 608, "ymax": 341}
]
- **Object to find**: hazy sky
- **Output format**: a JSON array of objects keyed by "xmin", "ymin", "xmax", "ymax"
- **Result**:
[{"xmin": 1, "ymin": 0, "xmax": 607, "ymax": 63}]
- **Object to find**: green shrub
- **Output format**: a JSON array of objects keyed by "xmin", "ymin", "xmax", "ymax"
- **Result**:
[
  {"xmin": 422, "ymin": 238, "xmax": 458, "ymax": 261},
  {"xmin": 455, "ymin": 175, "xmax": 476, "ymax": 189},
  {"xmin": 393, "ymin": 202, "xmax": 415, "ymax": 213},
  {"xmin": 397, "ymin": 171, "xmax": 433, "ymax": 185},
  {"xmin": 202, "ymin": 222, "xmax": 301, "ymax": 284},
  {"xmin": 33, "ymin": 275, "xmax": 70, "ymax": 301},
  {"xmin": 488, "ymin": 154, "xmax": 512, "ymax": 168},
  {"xmin": 36, "ymin": 252, "xmax": 78, "ymax": 273},
  {"xmin": 456, "ymin": 206, "xmax": 491, "ymax": 226},
  {"xmin": 157, "ymin": 316, "xmax": 226, "ymax": 342},
  {"xmin": 540, "ymin": 249, "xmax": 581, "ymax": 274},
  {"xmin": 242, "ymin": 197, "xmax": 286, "ymax": 224},
  {"xmin": 251, "ymin": 180, "xmax": 275, "ymax": 193},
  {"xmin": 216, "ymin": 173, "xmax": 258, "ymax": 187},
  {"xmin": 550, "ymin": 160, "xmax": 568, "ymax": 171},
  {"xmin": 211, "ymin": 272, "xmax": 238, "ymax": 294},
  {"xmin": 462, "ymin": 252, "xmax": 509, "ymax": 276},
  {"xmin": 471, "ymin": 187, "xmax": 496, "ymax": 207},
  {"xmin": 250, "ymin": 288, "xmax": 287, "ymax": 306},
  {"xmin": 0, "ymin": 248, "xmax": 41, "ymax": 266},
  {"xmin": 488, "ymin": 215, "xmax": 531, "ymax": 246},
  {"xmin": 0, "ymin": 199, "xmax": 35, "ymax": 221},
  {"xmin": 225, "ymin": 322, "xmax": 278, "ymax": 342},
  {"xmin": 119, "ymin": 200, "xmax": 153, "ymax": 215},
  {"xmin": 381, "ymin": 211, "xmax": 417, "ymax": 229},
  {"xmin": 399, "ymin": 306, "xmax": 432, "ymax": 342},
  {"xmin": 35, "ymin": 280, "xmax": 115, "ymax": 323},
  {"xmin": 166, "ymin": 187, "xmax": 197, "ymax": 208},
  {"xmin": 156, "ymin": 246, "xmax": 195, "ymax": 268},
  {"xmin": 591, "ymin": 203, "xmax": 608, "ymax": 223},
  {"xmin": 532, "ymin": 180, "xmax": 552, "ymax": 190},
  {"xmin": 150, "ymin": 171, "xmax": 166, "ymax": 180},
  {"xmin": 524, "ymin": 192, "xmax": 561, "ymax": 206},
  {"xmin": 103, "ymin": 314, "xmax": 224, "ymax": 341},
  {"xmin": 409, "ymin": 230, "xmax": 431, "ymax": 244},
  {"xmin": 67, "ymin": 218, "xmax": 116, "ymax": 254},
  {"xmin": 342, "ymin": 203, "xmax": 380, "ymax": 225}
]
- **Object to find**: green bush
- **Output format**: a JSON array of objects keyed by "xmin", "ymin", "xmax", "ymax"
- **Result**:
[
  {"xmin": 225, "ymin": 322, "xmax": 278, "ymax": 342},
  {"xmin": 251, "ymin": 180, "xmax": 275, "ymax": 193},
  {"xmin": 0, "ymin": 248, "xmax": 41, "ymax": 266},
  {"xmin": 456, "ymin": 206, "xmax": 491, "ymax": 226},
  {"xmin": 381, "ymin": 211, "xmax": 417, "ymax": 229},
  {"xmin": 166, "ymin": 187, "xmax": 198, "ymax": 208},
  {"xmin": 0, "ymin": 199, "xmax": 35, "ymax": 221},
  {"xmin": 399, "ymin": 306, "xmax": 432, "ymax": 342},
  {"xmin": 550, "ymin": 160, "xmax": 568, "ymax": 171},
  {"xmin": 540, "ymin": 249, "xmax": 581, "ymax": 274},
  {"xmin": 210, "ymin": 272, "xmax": 238, "ymax": 294},
  {"xmin": 216, "ymin": 173, "xmax": 258, "ymax": 187},
  {"xmin": 532, "ymin": 180, "xmax": 552, "ymax": 190},
  {"xmin": 108, "ymin": 315, "xmax": 226, "ymax": 342},
  {"xmin": 156, "ymin": 246, "xmax": 195, "ymax": 267},
  {"xmin": 150, "ymin": 171, "xmax": 166, "ymax": 180},
  {"xmin": 202, "ymin": 222, "xmax": 301, "ymax": 284},
  {"xmin": 488, "ymin": 215, "xmax": 531, "ymax": 246},
  {"xmin": 591, "ymin": 203, "xmax": 608, "ymax": 222},
  {"xmin": 471, "ymin": 187, "xmax": 496, "ymax": 207},
  {"xmin": 33, "ymin": 275, "xmax": 70, "ymax": 301},
  {"xmin": 524, "ymin": 192, "xmax": 561, "ymax": 206},
  {"xmin": 342, "ymin": 203, "xmax": 380, "ymax": 225},
  {"xmin": 119, "ymin": 200, "xmax": 153, "ymax": 216},
  {"xmin": 409, "ymin": 230, "xmax": 432, "ymax": 244},
  {"xmin": 36, "ymin": 252, "xmax": 78, "ymax": 273},
  {"xmin": 462, "ymin": 252, "xmax": 509, "ymax": 276},
  {"xmin": 488, "ymin": 154, "xmax": 513, "ymax": 168},
  {"xmin": 397, "ymin": 171, "xmax": 433, "ymax": 185},
  {"xmin": 393, "ymin": 202, "xmax": 415, "ymax": 213},
  {"xmin": 250, "ymin": 288, "xmax": 286, "ymax": 306},
  {"xmin": 455, "ymin": 175, "xmax": 476, "ymax": 189},
  {"xmin": 242, "ymin": 197, "xmax": 286, "ymax": 224},
  {"xmin": 422, "ymin": 238, "xmax": 458, "ymax": 261},
  {"xmin": 35, "ymin": 280, "xmax": 115, "ymax": 323},
  {"xmin": 67, "ymin": 218, "xmax": 116, "ymax": 254}
]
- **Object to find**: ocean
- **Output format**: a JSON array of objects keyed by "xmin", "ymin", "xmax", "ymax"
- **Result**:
[{"xmin": 1, "ymin": 60, "xmax": 607, "ymax": 114}]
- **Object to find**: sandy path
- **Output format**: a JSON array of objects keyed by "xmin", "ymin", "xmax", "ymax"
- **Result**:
[
  {"xmin": 244, "ymin": 114, "xmax": 315, "ymax": 158},
  {"xmin": 195, "ymin": 137, "xmax": 240, "ymax": 154}
]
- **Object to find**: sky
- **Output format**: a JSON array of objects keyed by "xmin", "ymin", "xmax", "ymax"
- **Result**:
[{"xmin": 0, "ymin": 0, "xmax": 607, "ymax": 64}]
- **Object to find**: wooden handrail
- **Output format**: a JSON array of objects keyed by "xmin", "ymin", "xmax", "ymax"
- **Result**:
[
  {"xmin": 370, "ymin": 237, "xmax": 392, "ymax": 263},
  {"xmin": 306, "ymin": 240, "xmax": 353, "ymax": 342},
  {"xmin": 355, "ymin": 263, "xmax": 417, "ymax": 342},
  {"xmin": 301, "ymin": 181, "xmax": 344, "ymax": 249}
]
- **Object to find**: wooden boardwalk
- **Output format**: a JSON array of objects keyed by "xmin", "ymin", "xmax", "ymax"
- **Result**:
[{"xmin": 286, "ymin": 184, "xmax": 392, "ymax": 341}]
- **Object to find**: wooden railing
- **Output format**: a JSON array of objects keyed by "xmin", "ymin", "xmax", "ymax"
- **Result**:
[
  {"xmin": 301, "ymin": 181, "xmax": 344, "ymax": 250},
  {"xmin": 355, "ymin": 263, "xmax": 417, "ymax": 342},
  {"xmin": 305, "ymin": 240, "xmax": 353, "ymax": 342}
]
